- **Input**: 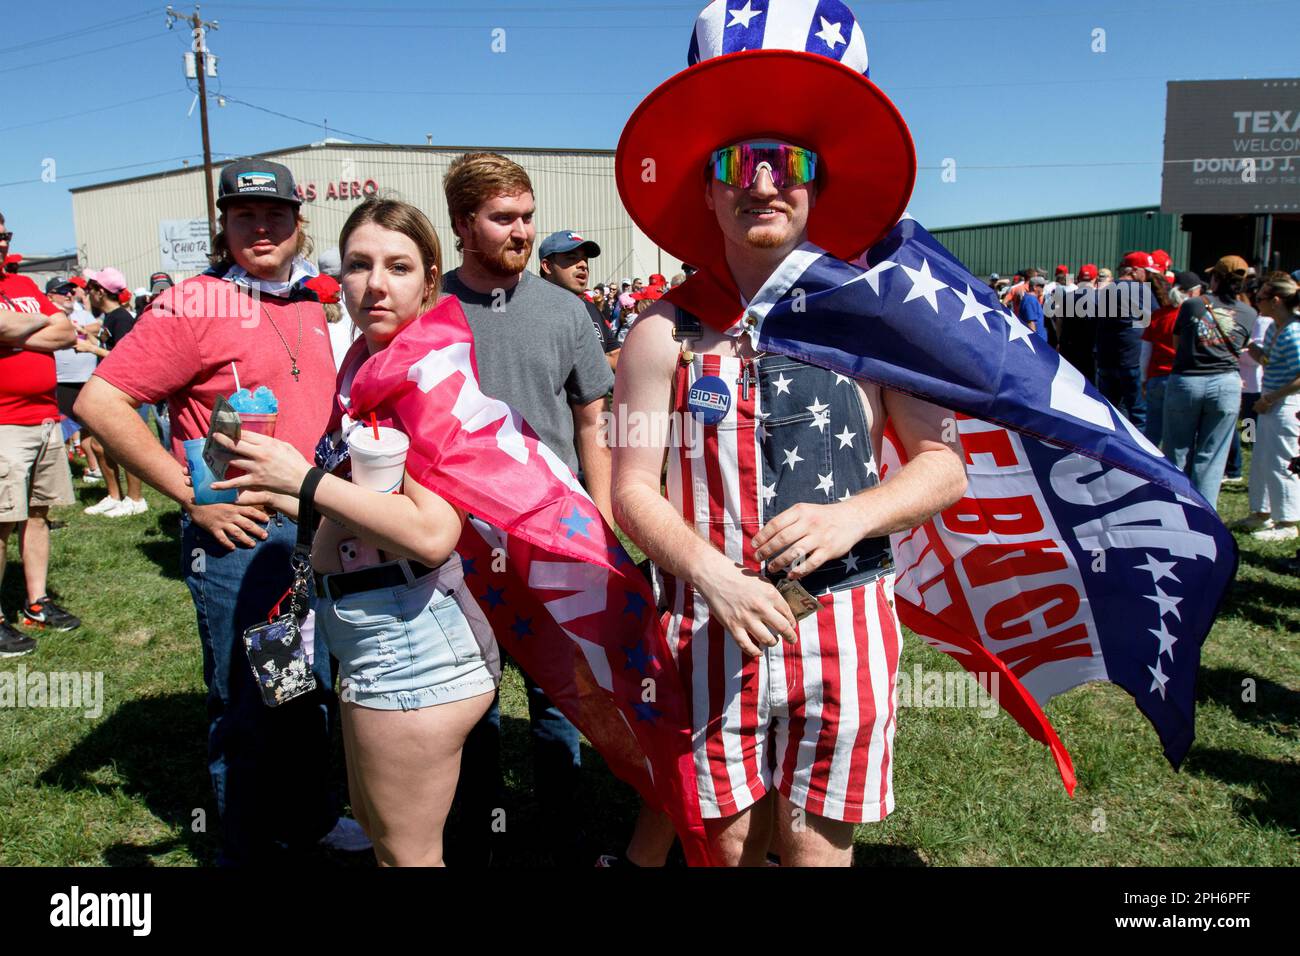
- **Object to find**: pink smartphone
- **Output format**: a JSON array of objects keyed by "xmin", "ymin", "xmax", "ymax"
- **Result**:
[{"xmin": 338, "ymin": 538, "xmax": 382, "ymax": 572}]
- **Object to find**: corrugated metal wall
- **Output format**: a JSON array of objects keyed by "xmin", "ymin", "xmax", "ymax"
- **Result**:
[
  {"xmin": 930, "ymin": 207, "xmax": 1191, "ymax": 278},
  {"xmin": 70, "ymin": 142, "xmax": 671, "ymax": 290}
]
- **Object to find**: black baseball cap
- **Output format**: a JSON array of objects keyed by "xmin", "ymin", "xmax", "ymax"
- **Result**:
[
  {"xmin": 44, "ymin": 276, "xmax": 75, "ymax": 295},
  {"xmin": 216, "ymin": 158, "xmax": 303, "ymax": 211},
  {"xmin": 149, "ymin": 271, "xmax": 174, "ymax": 295}
]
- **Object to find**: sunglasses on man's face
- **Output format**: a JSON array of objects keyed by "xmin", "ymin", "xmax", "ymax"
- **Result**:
[
  {"xmin": 710, "ymin": 142, "xmax": 819, "ymax": 190},
  {"xmin": 0, "ymin": 232, "xmax": 13, "ymax": 241}
]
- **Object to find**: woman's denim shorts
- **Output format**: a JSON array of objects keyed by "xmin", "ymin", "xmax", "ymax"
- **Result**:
[{"xmin": 315, "ymin": 553, "xmax": 500, "ymax": 711}]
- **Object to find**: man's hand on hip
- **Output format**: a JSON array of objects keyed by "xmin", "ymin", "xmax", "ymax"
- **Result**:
[{"xmin": 188, "ymin": 503, "xmax": 270, "ymax": 551}]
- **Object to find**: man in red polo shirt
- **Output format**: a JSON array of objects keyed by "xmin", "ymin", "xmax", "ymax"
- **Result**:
[
  {"xmin": 0, "ymin": 210, "xmax": 80, "ymax": 656},
  {"xmin": 76, "ymin": 159, "xmax": 365, "ymax": 864}
]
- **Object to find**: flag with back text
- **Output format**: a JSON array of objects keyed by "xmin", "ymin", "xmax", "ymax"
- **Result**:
[
  {"xmin": 345, "ymin": 296, "xmax": 711, "ymax": 865},
  {"xmin": 738, "ymin": 217, "xmax": 1237, "ymax": 785}
]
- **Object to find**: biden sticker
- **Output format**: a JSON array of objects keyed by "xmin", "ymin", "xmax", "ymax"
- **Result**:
[{"xmin": 688, "ymin": 375, "xmax": 732, "ymax": 425}]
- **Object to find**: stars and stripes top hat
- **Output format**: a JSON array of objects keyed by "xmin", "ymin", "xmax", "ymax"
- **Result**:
[{"xmin": 616, "ymin": 0, "xmax": 916, "ymax": 272}]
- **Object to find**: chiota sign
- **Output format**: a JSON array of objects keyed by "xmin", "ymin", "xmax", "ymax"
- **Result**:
[{"xmin": 159, "ymin": 217, "xmax": 212, "ymax": 271}]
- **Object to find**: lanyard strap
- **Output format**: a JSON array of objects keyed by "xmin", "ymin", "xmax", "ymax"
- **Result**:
[{"xmin": 269, "ymin": 467, "xmax": 327, "ymax": 622}]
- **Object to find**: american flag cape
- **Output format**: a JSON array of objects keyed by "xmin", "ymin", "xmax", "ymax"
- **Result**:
[
  {"xmin": 344, "ymin": 296, "xmax": 712, "ymax": 865},
  {"xmin": 664, "ymin": 218, "xmax": 1238, "ymax": 792}
]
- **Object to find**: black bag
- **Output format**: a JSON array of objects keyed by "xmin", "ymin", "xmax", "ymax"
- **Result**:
[{"xmin": 241, "ymin": 484, "xmax": 319, "ymax": 707}]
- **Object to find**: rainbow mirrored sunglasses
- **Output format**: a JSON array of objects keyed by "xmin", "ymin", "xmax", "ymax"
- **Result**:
[{"xmin": 709, "ymin": 141, "xmax": 819, "ymax": 190}]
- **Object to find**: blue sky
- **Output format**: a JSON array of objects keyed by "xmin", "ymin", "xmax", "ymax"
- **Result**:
[{"xmin": 2, "ymin": 0, "xmax": 1297, "ymax": 254}]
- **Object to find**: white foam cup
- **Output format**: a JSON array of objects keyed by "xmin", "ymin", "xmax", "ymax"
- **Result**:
[{"xmin": 346, "ymin": 426, "xmax": 410, "ymax": 494}]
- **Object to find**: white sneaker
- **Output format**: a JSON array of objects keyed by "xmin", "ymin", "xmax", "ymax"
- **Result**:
[
  {"xmin": 1232, "ymin": 514, "xmax": 1273, "ymax": 531},
  {"xmin": 104, "ymin": 498, "xmax": 141, "ymax": 518},
  {"xmin": 318, "ymin": 816, "xmax": 371, "ymax": 853},
  {"xmin": 126, "ymin": 498, "xmax": 149, "ymax": 516},
  {"xmin": 1252, "ymin": 524, "xmax": 1298, "ymax": 542},
  {"xmin": 81, "ymin": 469, "xmax": 103, "ymax": 485},
  {"xmin": 84, "ymin": 496, "xmax": 123, "ymax": 515}
]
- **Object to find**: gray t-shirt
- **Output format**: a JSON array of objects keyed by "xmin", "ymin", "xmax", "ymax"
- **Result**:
[{"xmin": 444, "ymin": 269, "xmax": 614, "ymax": 473}]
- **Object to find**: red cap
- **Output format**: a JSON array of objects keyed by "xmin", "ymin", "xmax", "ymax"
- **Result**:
[
  {"xmin": 1055, "ymin": 264, "xmax": 1069, "ymax": 275},
  {"xmin": 648, "ymin": 273, "xmax": 668, "ymax": 288},
  {"xmin": 1121, "ymin": 251, "xmax": 1157, "ymax": 271},
  {"xmin": 68, "ymin": 276, "xmax": 87, "ymax": 288},
  {"xmin": 117, "ymin": 288, "xmax": 132, "ymax": 305},
  {"xmin": 4, "ymin": 254, "xmax": 22, "ymax": 265},
  {"xmin": 1077, "ymin": 264, "xmax": 1098, "ymax": 280},
  {"xmin": 1150, "ymin": 249, "xmax": 1172, "ymax": 271},
  {"xmin": 304, "ymin": 274, "xmax": 340, "ymax": 304}
]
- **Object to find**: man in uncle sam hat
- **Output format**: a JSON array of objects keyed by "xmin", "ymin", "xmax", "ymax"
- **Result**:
[
  {"xmin": 609, "ymin": 0, "xmax": 1236, "ymax": 867},
  {"xmin": 609, "ymin": 0, "xmax": 968, "ymax": 867}
]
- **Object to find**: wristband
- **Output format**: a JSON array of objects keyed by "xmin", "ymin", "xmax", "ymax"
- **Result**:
[{"xmin": 298, "ymin": 466, "xmax": 327, "ymax": 509}]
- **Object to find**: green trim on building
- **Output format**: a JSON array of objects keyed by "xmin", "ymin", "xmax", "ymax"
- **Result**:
[{"xmin": 931, "ymin": 207, "xmax": 1190, "ymax": 278}]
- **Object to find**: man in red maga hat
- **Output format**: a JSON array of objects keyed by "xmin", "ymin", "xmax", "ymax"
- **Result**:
[{"xmin": 608, "ymin": 0, "xmax": 968, "ymax": 867}]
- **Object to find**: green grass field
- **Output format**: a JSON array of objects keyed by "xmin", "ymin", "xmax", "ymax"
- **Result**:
[{"xmin": 1, "ymin": 458, "xmax": 1296, "ymax": 867}]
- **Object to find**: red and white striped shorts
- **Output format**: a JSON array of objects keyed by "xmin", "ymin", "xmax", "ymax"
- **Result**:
[{"xmin": 664, "ymin": 574, "xmax": 903, "ymax": 823}]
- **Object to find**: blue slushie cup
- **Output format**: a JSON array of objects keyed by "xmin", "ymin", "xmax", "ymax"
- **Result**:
[{"xmin": 184, "ymin": 437, "xmax": 238, "ymax": 505}]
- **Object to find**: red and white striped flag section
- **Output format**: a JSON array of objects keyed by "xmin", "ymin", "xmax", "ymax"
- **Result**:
[{"xmin": 345, "ymin": 296, "xmax": 713, "ymax": 865}]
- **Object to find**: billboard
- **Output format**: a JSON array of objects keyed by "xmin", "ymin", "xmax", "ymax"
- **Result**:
[
  {"xmin": 1160, "ymin": 79, "xmax": 1300, "ymax": 215},
  {"xmin": 159, "ymin": 218, "xmax": 211, "ymax": 271}
]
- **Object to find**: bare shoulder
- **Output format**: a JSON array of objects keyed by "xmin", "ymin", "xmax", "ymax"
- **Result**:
[{"xmin": 619, "ymin": 301, "xmax": 680, "ymax": 375}]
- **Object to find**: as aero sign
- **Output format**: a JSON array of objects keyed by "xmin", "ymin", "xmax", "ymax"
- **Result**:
[
  {"xmin": 159, "ymin": 218, "xmax": 212, "ymax": 271},
  {"xmin": 1161, "ymin": 79, "xmax": 1300, "ymax": 215}
]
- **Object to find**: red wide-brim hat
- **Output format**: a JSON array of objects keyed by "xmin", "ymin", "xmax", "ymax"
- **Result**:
[{"xmin": 616, "ymin": 49, "xmax": 916, "ymax": 273}]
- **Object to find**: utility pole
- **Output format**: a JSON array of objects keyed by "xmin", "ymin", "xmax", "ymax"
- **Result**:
[{"xmin": 167, "ymin": 5, "xmax": 220, "ymax": 242}]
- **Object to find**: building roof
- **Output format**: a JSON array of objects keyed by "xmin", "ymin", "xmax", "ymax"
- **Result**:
[{"xmin": 69, "ymin": 140, "xmax": 617, "ymax": 195}]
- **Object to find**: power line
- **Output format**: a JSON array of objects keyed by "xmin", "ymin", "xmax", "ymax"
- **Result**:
[
  {"xmin": 0, "ymin": 32, "xmax": 168, "ymax": 75},
  {"xmin": 0, "ymin": 91, "xmax": 181, "ymax": 134},
  {"xmin": 217, "ymin": 93, "xmax": 391, "ymax": 145},
  {"xmin": 0, "ymin": 10, "xmax": 155, "ymax": 56},
  {"xmin": 0, "ymin": 154, "xmax": 227, "ymax": 189}
]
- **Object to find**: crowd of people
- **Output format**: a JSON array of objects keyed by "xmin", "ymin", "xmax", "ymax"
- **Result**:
[
  {"xmin": 989, "ymin": 254, "xmax": 1300, "ymax": 539},
  {"xmin": 1, "ymin": 0, "xmax": 1296, "ymax": 872}
]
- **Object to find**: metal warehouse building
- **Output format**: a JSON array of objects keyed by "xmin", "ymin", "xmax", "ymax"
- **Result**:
[
  {"xmin": 930, "ymin": 206, "xmax": 1191, "ymax": 279},
  {"xmin": 69, "ymin": 140, "xmax": 670, "ymax": 291}
]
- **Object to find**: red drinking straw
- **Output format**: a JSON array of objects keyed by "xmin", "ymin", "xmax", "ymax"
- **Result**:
[{"xmin": 370, "ymin": 412, "xmax": 380, "ymax": 442}]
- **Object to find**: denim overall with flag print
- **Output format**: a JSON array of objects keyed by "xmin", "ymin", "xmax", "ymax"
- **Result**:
[{"xmin": 660, "ymin": 308, "xmax": 904, "ymax": 823}]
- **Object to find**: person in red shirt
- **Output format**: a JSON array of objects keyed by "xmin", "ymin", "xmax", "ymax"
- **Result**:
[
  {"xmin": 0, "ymin": 210, "xmax": 81, "ymax": 655},
  {"xmin": 75, "ymin": 159, "xmax": 366, "ymax": 864},
  {"xmin": 1142, "ymin": 271, "xmax": 1200, "ymax": 448}
]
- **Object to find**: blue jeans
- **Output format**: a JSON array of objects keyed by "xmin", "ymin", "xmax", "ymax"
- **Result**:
[
  {"xmin": 1143, "ymin": 374, "xmax": 1169, "ymax": 449},
  {"xmin": 182, "ymin": 511, "xmax": 339, "ymax": 865},
  {"xmin": 1161, "ymin": 371, "xmax": 1241, "ymax": 510},
  {"xmin": 1097, "ymin": 364, "xmax": 1147, "ymax": 431},
  {"xmin": 1224, "ymin": 391, "xmax": 1260, "ymax": 480}
]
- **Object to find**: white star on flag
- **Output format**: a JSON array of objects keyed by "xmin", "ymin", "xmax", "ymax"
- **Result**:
[
  {"xmin": 835, "ymin": 426, "xmax": 856, "ymax": 449},
  {"xmin": 727, "ymin": 1, "xmax": 761, "ymax": 28},
  {"xmin": 1136, "ymin": 554, "xmax": 1180, "ymax": 585},
  {"xmin": 833, "ymin": 373, "xmax": 852, "ymax": 386},
  {"xmin": 761, "ymin": 482, "xmax": 777, "ymax": 505},
  {"xmin": 1149, "ymin": 620, "xmax": 1178, "ymax": 659},
  {"xmin": 814, "ymin": 15, "xmax": 845, "ymax": 48},
  {"xmin": 853, "ymin": 258, "xmax": 897, "ymax": 295},
  {"xmin": 772, "ymin": 372, "xmax": 793, "ymax": 395},
  {"xmin": 839, "ymin": 488, "xmax": 854, "ymax": 501},
  {"xmin": 783, "ymin": 446, "xmax": 804, "ymax": 470},
  {"xmin": 1148, "ymin": 659, "xmax": 1170, "ymax": 699},
  {"xmin": 805, "ymin": 397, "xmax": 830, "ymax": 416},
  {"xmin": 953, "ymin": 284, "xmax": 995, "ymax": 332},
  {"xmin": 816, "ymin": 471, "xmax": 835, "ymax": 495},
  {"xmin": 900, "ymin": 258, "xmax": 949, "ymax": 313},
  {"xmin": 811, "ymin": 411, "xmax": 831, "ymax": 432},
  {"xmin": 999, "ymin": 308, "xmax": 1036, "ymax": 351},
  {"xmin": 842, "ymin": 552, "xmax": 861, "ymax": 572},
  {"xmin": 1144, "ymin": 585, "xmax": 1183, "ymax": 621}
]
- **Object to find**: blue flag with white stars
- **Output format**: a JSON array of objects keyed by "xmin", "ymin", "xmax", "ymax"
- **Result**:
[{"xmin": 735, "ymin": 217, "xmax": 1238, "ymax": 775}]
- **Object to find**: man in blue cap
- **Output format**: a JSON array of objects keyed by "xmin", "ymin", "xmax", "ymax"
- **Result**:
[{"xmin": 539, "ymin": 229, "xmax": 620, "ymax": 370}]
